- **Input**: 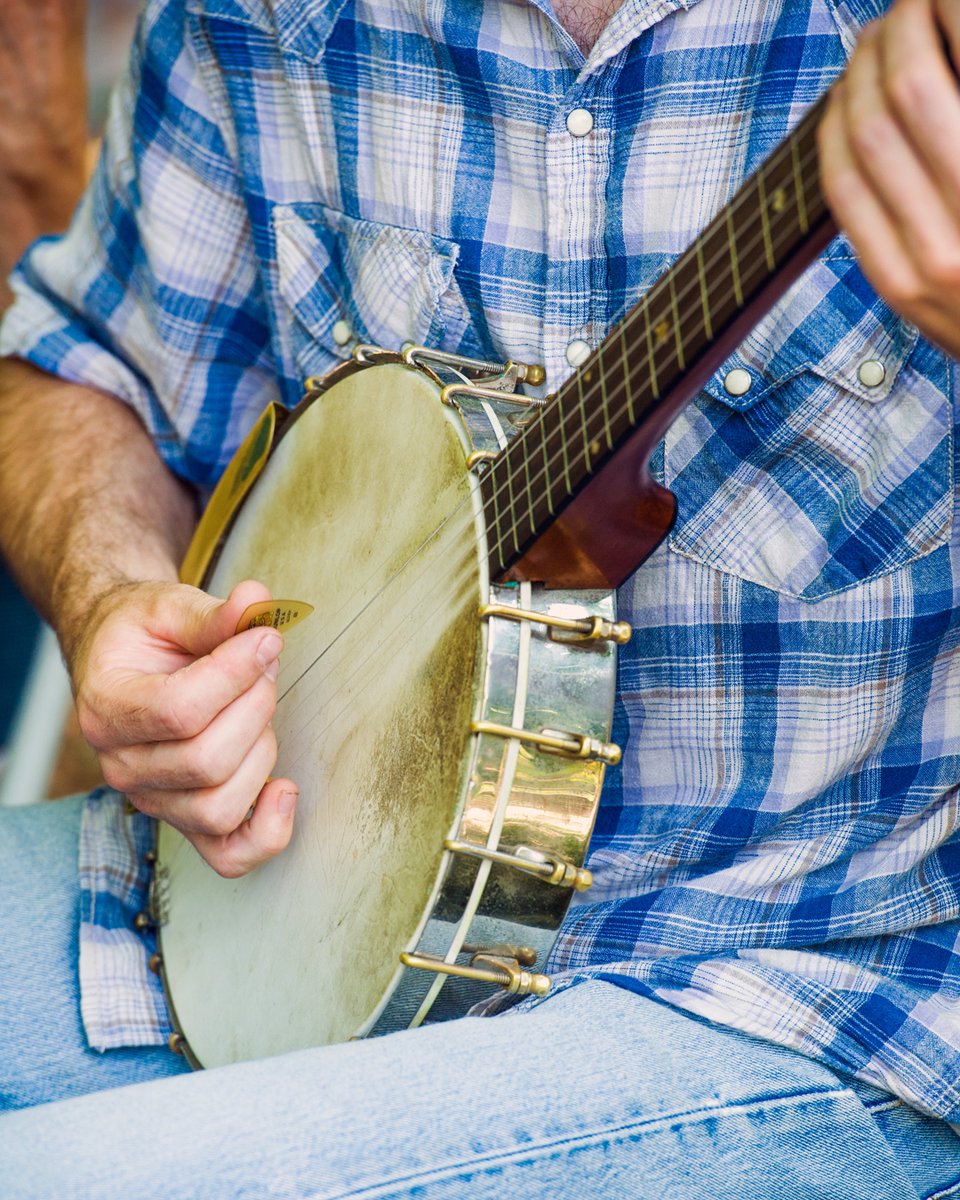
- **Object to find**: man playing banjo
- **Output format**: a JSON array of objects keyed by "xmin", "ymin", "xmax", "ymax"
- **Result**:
[{"xmin": 2, "ymin": 0, "xmax": 960, "ymax": 1195}]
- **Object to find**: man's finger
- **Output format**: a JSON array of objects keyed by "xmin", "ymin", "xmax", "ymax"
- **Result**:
[
  {"xmin": 128, "ymin": 723, "xmax": 279, "ymax": 835},
  {"xmin": 840, "ymin": 21, "xmax": 956, "ymax": 267},
  {"xmin": 101, "ymin": 673, "xmax": 278, "ymax": 790},
  {"xmin": 934, "ymin": 0, "xmax": 960, "ymax": 74},
  {"xmin": 154, "ymin": 579, "xmax": 274, "ymax": 659},
  {"xmin": 189, "ymin": 777, "xmax": 299, "ymax": 878},
  {"xmin": 879, "ymin": 0, "xmax": 960, "ymax": 215},
  {"xmin": 819, "ymin": 83, "xmax": 922, "ymax": 313},
  {"xmin": 91, "ymin": 625, "xmax": 283, "ymax": 747}
]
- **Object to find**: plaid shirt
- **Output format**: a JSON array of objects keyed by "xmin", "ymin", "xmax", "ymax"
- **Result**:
[{"xmin": 5, "ymin": 0, "xmax": 960, "ymax": 1121}]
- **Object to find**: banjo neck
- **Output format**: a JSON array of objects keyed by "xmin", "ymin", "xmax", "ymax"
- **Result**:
[{"xmin": 488, "ymin": 94, "xmax": 837, "ymax": 591}]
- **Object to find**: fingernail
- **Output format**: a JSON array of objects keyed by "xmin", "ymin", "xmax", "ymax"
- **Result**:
[
  {"xmin": 265, "ymin": 659, "xmax": 280, "ymax": 682},
  {"xmin": 256, "ymin": 631, "xmax": 283, "ymax": 668},
  {"xmin": 278, "ymin": 788, "xmax": 298, "ymax": 816}
]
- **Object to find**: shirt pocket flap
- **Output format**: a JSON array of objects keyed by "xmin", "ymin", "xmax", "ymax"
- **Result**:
[
  {"xmin": 700, "ymin": 241, "xmax": 918, "ymax": 411},
  {"xmin": 273, "ymin": 203, "xmax": 461, "ymax": 373}
]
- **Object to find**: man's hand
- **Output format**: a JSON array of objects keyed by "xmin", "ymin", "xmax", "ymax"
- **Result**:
[
  {"xmin": 819, "ymin": 0, "xmax": 960, "ymax": 355},
  {"xmin": 75, "ymin": 577, "xmax": 298, "ymax": 878},
  {"xmin": 0, "ymin": 366, "xmax": 298, "ymax": 879}
]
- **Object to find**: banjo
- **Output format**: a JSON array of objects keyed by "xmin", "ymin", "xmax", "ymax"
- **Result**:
[{"xmin": 153, "ymin": 96, "xmax": 836, "ymax": 1068}]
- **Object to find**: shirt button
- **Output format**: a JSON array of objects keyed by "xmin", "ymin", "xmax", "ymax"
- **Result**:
[
  {"xmin": 857, "ymin": 359, "xmax": 886, "ymax": 388},
  {"xmin": 566, "ymin": 108, "xmax": 594, "ymax": 137},
  {"xmin": 723, "ymin": 367, "xmax": 752, "ymax": 397},
  {"xmin": 565, "ymin": 338, "xmax": 591, "ymax": 367},
  {"xmin": 332, "ymin": 319, "xmax": 353, "ymax": 347}
]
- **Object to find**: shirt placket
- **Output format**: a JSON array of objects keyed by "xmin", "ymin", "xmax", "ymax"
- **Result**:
[
  {"xmin": 540, "ymin": 68, "xmax": 616, "ymax": 390},
  {"xmin": 536, "ymin": 0, "xmax": 695, "ymax": 392}
]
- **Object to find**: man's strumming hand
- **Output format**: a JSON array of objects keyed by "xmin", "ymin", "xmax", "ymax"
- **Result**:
[{"xmin": 73, "ymin": 577, "xmax": 298, "ymax": 878}]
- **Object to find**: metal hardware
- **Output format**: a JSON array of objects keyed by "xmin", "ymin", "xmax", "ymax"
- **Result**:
[
  {"xmin": 400, "ymin": 951, "xmax": 551, "ymax": 997},
  {"xmin": 480, "ymin": 602, "xmax": 631, "ymax": 645},
  {"xmin": 149, "ymin": 862, "xmax": 171, "ymax": 928},
  {"xmin": 462, "ymin": 942, "xmax": 538, "ymax": 966},
  {"xmin": 402, "ymin": 345, "xmax": 546, "ymax": 390},
  {"xmin": 148, "ymin": 953, "xmax": 163, "ymax": 975},
  {"xmin": 133, "ymin": 911, "xmax": 154, "ymax": 932},
  {"xmin": 144, "ymin": 848, "xmax": 157, "ymax": 866},
  {"xmin": 471, "ymin": 720, "xmax": 621, "ymax": 766},
  {"xmin": 440, "ymin": 382, "xmax": 549, "ymax": 410},
  {"xmin": 445, "ymin": 838, "xmax": 593, "ymax": 891},
  {"xmin": 723, "ymin": 367, "xmax": 752, "ymax": 397},
  {"xmin": 858, "ymin": 359, "xmax": 886, "ymax": 388},
  {"xmin": 465, "ymin": 450, "xmax": 500, "ymax": 470},
  {"xmin": 168, "ymin": 1032, "xmax": 187, "ymax": 1056},
  {"xmin": 351, "ymin": 345, "xmax": 405, "ymax": 369}
]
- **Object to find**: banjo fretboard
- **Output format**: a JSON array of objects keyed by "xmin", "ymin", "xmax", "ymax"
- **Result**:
[{"xmin": 482, "ymin": 94, "xmax": 836, "ymax": 588}]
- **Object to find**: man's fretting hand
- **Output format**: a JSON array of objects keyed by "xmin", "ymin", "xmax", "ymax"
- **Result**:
[
  {"xmin": 74, "ymin": 577, "xmax": 298, "ymax": 878},
  {"xmin": 819, "ymin": 0, "xmax": 960, "ymax": 356}
]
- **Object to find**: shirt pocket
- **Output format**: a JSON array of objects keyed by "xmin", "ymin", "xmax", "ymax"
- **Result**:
[
  {"xmin": 272, "ymin": 202, "xmax": 477, "ymax": 385},
  {"xmin": 663, "ymin": 244, "xmax": 953, "ymax": 600}
]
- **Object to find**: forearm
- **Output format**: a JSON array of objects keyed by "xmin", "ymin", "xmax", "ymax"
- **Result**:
[
  {"xmin": 0, "ymin": 359, "xmax": 296, "ymax": 872},
  {"xmin": 0, "ymin": 358, "xmax": 197, "ymax": 667}
]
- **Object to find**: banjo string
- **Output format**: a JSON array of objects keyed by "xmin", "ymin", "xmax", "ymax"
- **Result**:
[
  {"xmin": 276, "ymin": 529, "xmax": 479, "ymax": 739},
  {"xmin": 272, "ymin": 459, "xmax": 489, "ymax": 713},
  {"xmin": 278, "ymin": 544, "xmax": 482, "ymax": 769}
]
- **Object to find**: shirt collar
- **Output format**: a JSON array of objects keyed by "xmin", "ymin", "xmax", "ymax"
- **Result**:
[{"xmin": 525, "ymin": 0, "xmax": 706, "ymax": 73}]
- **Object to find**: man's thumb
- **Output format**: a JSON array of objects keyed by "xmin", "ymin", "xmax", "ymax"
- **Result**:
[{"xmin": 175, "ymin": 579, "xmax": 273, "ymax": 656}]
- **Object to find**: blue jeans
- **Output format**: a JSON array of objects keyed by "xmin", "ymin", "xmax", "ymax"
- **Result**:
[{"xmin": 3, "ymin": 798, "xmax": 960, "ymax": 1199}]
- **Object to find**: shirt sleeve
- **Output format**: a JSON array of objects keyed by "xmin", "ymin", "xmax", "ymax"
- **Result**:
[{"xmin": 0, "ymin": 0, "xmax": 279, "ymax": 488}]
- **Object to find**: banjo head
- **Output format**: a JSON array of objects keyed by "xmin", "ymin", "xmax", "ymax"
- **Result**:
[{"xmin": 157, "ymin": 363, "xmax": 485, "ymax": 1066}]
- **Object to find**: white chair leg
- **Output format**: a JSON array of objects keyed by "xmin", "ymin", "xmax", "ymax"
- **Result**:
[{"xmin": 0, "ymin": 625, "xmax": 73, "ymax": 807}]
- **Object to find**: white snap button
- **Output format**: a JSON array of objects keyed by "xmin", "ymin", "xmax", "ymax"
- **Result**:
[
  {"xmin": 857, "ymin": 359, "xmax": 886, "ymax": 388},
  {"xmin": 723, "ymin": 367, "xmax": 752, "ymax": 397},
  {"xmin": 565, "ymin": 338, "xmax": 591, "ymax": 368},
  {"xmin": 332, "ymin": 319, "xmax": 353, "ymax": 347},
  {"xmin": 566, "ymin": 108, "xmax": 594, "ymax": 137}
]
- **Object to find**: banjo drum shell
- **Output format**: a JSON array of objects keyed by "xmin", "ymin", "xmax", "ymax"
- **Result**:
[{"xmin": 156, "ymin": 361, "xmax": 617, "ymax": 1067}]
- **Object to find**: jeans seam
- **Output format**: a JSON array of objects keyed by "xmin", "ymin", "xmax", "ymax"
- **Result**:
[
  {"xmin": 927, "ymin": 1182, "xmax": 960, "ymax": 1200},
  {"xmin": 328, "ymin": 1087, "xmax": 850, "ymax": 1199},
  {"xmin": 862, "ymin": 1099, "xmax": 903, "ymax": 1116}
]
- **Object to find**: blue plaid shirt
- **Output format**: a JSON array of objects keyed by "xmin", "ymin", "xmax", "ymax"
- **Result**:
[{"xmin": 4, "ymin": 0, "xmax": 960, "ymax": 1122}]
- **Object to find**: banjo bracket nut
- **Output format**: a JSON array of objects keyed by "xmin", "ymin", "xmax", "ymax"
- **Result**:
[
  {"xmin": 463, "ymin": 942, "xmax": 538, "ymax": 967},
  {"xmin": 471, "ymin": 720, "xmax": 621, "ymax": 766},
  {"xmin": 400, "ymin": 950, "xmax": 551, "ymax": 997},
  {"xmin": 444, "ymin": 838, "xmax": 593, "ymax": 892},
  {"xmin": 479, "ymin": 602, "xmax": 631, "ymax": 646}
]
